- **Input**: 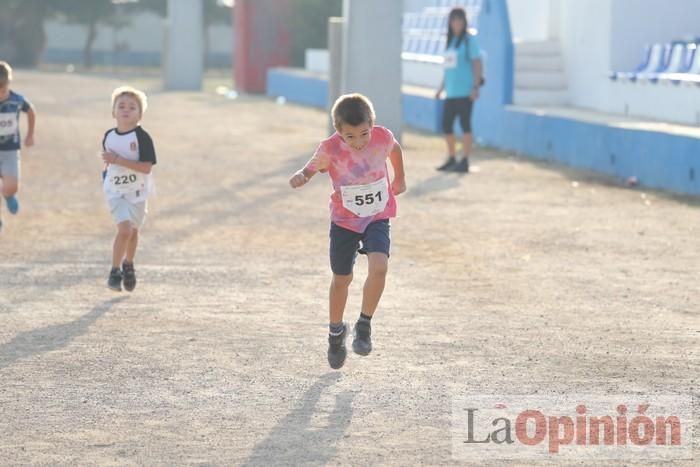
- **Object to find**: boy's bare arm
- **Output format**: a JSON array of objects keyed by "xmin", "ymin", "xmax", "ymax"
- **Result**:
[
  {"xmin": 389, "ymin": 142, "xmax": 406, "ymax": 195},
  {"xmin": 25, "ymin": 106, "xmax": 36, "ymax": 146},
  {"xmin": 102, "ymin": 151, "xmax": 153, "ymax": 174},
  {"xmin": 289, "ymin": 166, "xmax": 317, "ymax": 188}
]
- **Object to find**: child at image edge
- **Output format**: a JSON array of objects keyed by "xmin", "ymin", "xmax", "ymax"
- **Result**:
[
  {"xmin": 289, "ymin": 93, "xmax": 406, "ymax": 370},
  {"xmin": 101, "ymin": 86, "xmax": 157, "ymax": 292},
  {"xmin": 0, "ymin": 61, "xmax": 37, "ymax": 232}
]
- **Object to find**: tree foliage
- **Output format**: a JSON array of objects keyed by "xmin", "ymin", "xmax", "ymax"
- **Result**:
[
  {"xmin": 0, "ymin": 0, "xmax": 233, "ymax": 69},
  {"xmin": 0, "ymin": 0, "xmax": 52, "ymax": 67},
  {"xmin": 289, "ymin": 0, "xmax": 343, "ymax": 67}
]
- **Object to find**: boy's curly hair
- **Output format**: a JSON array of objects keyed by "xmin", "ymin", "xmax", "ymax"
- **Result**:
[{"xmin": 332, "ymin": 93, "xmax": 375, "ymax": 129}]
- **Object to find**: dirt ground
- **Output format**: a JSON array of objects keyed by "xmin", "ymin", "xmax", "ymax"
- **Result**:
[{"xmin": 0, "ymin": 70, "xmax": 698, "ymax": 466}]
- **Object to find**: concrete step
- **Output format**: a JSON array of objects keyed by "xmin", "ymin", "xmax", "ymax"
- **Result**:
[
  {"xmin": 515, "ymin": 55, "xmax": 565, "ymax": 72},
  {"xmin": 515, "ymin": 71, "xmax": 568, "ymax": 90},
  {"xmin": 513, "ymin": 89, "xmax": 569, "ymax": 106},
  {"xmin": 514, "ymin": 40, "xmax": 562, "ymax": 56}
]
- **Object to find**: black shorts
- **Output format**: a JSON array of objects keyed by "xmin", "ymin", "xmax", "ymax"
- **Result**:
[
  {"xmin": 329, "ymin": 220, "xmax": 390, "ymax": 275},
  {"xmin": 442, "ymin": 97, "xmax": 473, "ymax": 134}
]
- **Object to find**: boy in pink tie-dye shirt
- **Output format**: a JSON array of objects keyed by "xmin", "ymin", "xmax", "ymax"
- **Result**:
[{"xmin": 289, "ymin": 93, "xmax": 406, "ymax": 369}]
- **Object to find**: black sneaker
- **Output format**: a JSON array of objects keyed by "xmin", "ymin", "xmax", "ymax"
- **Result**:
[
  {"xmin": 452, "ymin": 157, "xmax": 470, "ymax": 173},
  {"xmin": 122, "ymin": 260, "xmax": 136, "ymax": 292},
  {"xmin": 352, "ymin": 320, "xmax": 372, "ymax": 356},
  {"xmin": 437, "ymin": 156, "xmax": 457, "ymax": 171},
  {"xmin": 328, "ymin": 323, "xmax": 348, "ymax": 370},
  {"xmin": 107, "ymin": 267, "xmax": 122, "ymax": 292}
]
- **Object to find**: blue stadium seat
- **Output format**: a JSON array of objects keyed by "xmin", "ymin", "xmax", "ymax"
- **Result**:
[
  {"xmin": 426, "ymin": 35, "xmax": 442, "ymax": 56},
  {"xmin": 402, "ymin": 35, "xmax": 410, "ymax": 53},
  {"xmin": 640, "ymin": 42, "xmax": 688, "ymax": 83},
  {"xmin": 416, "ymin": 37, "xmax": 430, "ymax": 55},
  {"xmin": 658, "ymin": 43, "xmax": 697, "ymax": 84},
  {"xmin": 610, "ymin": 43, "xmax": 667, "ymax": 81},
  {"xmin": 402, "ymin": 1, "xmax": 482, "ymax": 60},
  {"xmin": 403, "ymin": 12, "xmax": 419, "ymax": 30},
  {"xmin": 610, "ymin": 39, "xmax": 700, "ymax": 86},
  {"xmin": 680, "ymin": 44, "xmax": 700, "ymax": 85},
  {"xmin": 406, "ymin": 35, "xmax": 420, "ymax": 54}
]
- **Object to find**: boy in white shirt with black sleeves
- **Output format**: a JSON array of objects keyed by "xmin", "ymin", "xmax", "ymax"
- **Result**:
[{"xmin": 101, "ymin": 86, "xmax": 157, "ymax": 292}]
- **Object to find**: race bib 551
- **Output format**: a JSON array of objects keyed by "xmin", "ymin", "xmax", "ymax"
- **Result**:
[{"xmin": 340, "ymin": 178, "xmax": 389, "ymax": 218}]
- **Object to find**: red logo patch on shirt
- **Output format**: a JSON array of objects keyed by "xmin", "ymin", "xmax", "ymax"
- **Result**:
[{"xmin": 130, "ymin": 142, "xmax": 137, "ymax": 151}]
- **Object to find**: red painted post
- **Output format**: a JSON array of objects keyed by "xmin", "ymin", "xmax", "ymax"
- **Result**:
[{"xmin": 233, "ymin": 0, "xmax": 292, "ymax": 93}]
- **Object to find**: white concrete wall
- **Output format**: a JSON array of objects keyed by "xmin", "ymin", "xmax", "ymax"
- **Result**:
[
  {"xmin": 44, "ymin": 12, "xmax": 232, "ymax": 56},
  {"xmin": 610, "ymin": 0, "xmax": 700, "ymax": 71},
  {"xmin": 558, "ymin": 0, "xmax": 613, "ymax": 111},
  {"xmin": 163, "ymin": 0, "xmax": 203, "ymax": 90},
  {"xmin": 557, "ymin": 0, "xmax": 700, "ymax": 124},
  {"xmin": 45, "ymin": 13, "xmax": 164, "ymax": 54},
  {"xmin": 607, "ymin": 81, "xmax": 700, "ymax": 125},
  {"xmin": 305, "ymin": 49, "xmax": 329, "ymax": 74},
  {"xmin": 507, "ymin": 0, "xmax": 551, "ymax": 41},
  {"xmin": 343, "ymin": 0, "xmax": 403, "ymax": 139},
  {"xmin": 403, "ymin": 0, "xmax": 435, "ymax": 12}
]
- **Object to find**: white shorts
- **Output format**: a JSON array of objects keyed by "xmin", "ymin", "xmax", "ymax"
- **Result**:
[
  {"xmin": 0, "ymin": 150, "xmax": 19, "ymax": 178},
  {"xmin": 108, "ymin": 197, "xmax": 147, "ymax": 228}
]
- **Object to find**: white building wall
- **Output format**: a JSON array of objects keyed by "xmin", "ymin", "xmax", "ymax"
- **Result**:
[
  {"xmin": 609, "ymin": 0, "xmax": 700, "ymax": 71},
  {"xmin": 45, "ymin": 12, "xmax": 165, "ymax": 54},
  {"xmin": 403, "ymin": 0, "xmax": 435, "ymax": 12},
  {"xmin": 557, "ymin": 0, "xmax": 700, "ymax": 124},
  {"xmin": 507, "ymin": 0, "xmax": 551, "ymax": 41},
  {"xmin": 558, "ymin": 0, "xmax": 613, "ymax": 111},
  {"xmin": 44, "ymin": 12, "xmax": 232, "ymax": 60}
]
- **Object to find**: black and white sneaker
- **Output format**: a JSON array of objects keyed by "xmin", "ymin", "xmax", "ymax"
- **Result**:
[
  {"xmin": 122, "ymin": 260, "xmax": 136, "ymax": 292},
  {"xmin": 437, "ymin": 156, "xmax": 457, "ymax": 171},
  {"xmin": 107, "ymin": 267, "xmax": 123, "ymax": 292},
  {"xmin": 452, "ymin": 157, "xmax": 470, "ymax": 173},
  {"xmin": 328, "ymin": 323, "xmax": 348, "ymax": 370},
  {"xmin": 352, "ymin": 320, "xmax": 372, "ymax": 356}
]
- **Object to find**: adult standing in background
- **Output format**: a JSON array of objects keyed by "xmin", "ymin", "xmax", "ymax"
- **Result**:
[{"xmin": 435, "ymin": 7, "xmax": 483, "ymax": 173}]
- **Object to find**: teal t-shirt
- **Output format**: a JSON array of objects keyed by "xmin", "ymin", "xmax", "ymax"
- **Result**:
[{"xmin": 443, "ymin": 34, "xmax": 482, "ymax": 99}]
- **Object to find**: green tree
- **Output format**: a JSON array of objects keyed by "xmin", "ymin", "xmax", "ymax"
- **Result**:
[
  {"xmin": 125, "ymin": 0, "xmax": 166, "ymax": 17},
  {"xmin": 203, "ymin": 0, "xmax": 233, "ymax": 67},
  {"xmin": 0, "ymin": 0, "xmax": 52, "ymax": 67},
  {"xmin": 289, "ymin": 0, "xmax": 343, "ymax": 67},
  {"xmin": 53, "ymin": 0, "xmax": 124, "ymax": 69},
  {"xmin": 126, "ymin": 0, "xmax": 232, "ymax": 68}
]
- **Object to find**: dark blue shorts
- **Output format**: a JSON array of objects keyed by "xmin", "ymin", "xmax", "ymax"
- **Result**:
[{"xmin": 329, "ymin": 220, "xmax": 390, "ymax": 275}]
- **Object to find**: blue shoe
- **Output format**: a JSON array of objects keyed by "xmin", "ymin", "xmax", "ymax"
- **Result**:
[{"xmin": 5, "ymin": 196, "xmax": 19, "ymax": 215}]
